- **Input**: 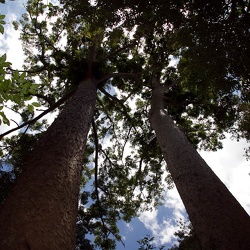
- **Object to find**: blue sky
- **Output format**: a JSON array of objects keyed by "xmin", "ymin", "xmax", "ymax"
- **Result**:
[{"xmin": 1, "ymin": 1, "xmax": 250, "ymax": 249}]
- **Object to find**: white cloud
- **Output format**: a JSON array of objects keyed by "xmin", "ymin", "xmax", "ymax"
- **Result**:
[
  {"xmin": 2, "ymin": 25, "xmax": 24, "ymax": 70},
  {"xmin": 139, "ymin": 207, "xmax": 180, "ymax": 246},
  {"xmin": 200, "ymin": 135, "xmax": 250, "ymax": 214}
]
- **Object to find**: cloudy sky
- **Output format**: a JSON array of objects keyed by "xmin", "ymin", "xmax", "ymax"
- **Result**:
[{"xmin": 1, "ymin": 1, "xmax": 250, "ymax": 249}]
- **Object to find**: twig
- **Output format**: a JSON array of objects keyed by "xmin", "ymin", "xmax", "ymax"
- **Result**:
[{"xmin": 10, "ymin": 119, "xmax": 19, "ymax": 127}]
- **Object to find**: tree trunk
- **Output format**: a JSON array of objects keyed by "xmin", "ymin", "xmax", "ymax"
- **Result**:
[
  {"xmin": 0, "ymin": 79, "xmax": 97, "ymax": 249},
  {"xmin": 149, "ymin": 83, "xmax": 250, "ymax": 250}
]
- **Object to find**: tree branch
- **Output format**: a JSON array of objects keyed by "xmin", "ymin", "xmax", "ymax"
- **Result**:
[
  {"xmin": 92, "ymin": 118, "xmax": 99, "ymax": 202},
  {"xmin": 34, "ymin": 93, "xmax": 55, "ymax": 106},
  {"xmin": 0, "ymin": 88, "xmax": 76, "ymax": 140},
  {"xmin": 97, "ymin": 72, "xmax": 141, "ymax": 85},
  {"xmin": 91, "ymin": 119, "xmax": 124, "ymax": 246},
  {"xmin": 121, "ymin": 126, "xmax": 132, "ymax": 161},
  {"xmin": 103, "ymin": 40, "xmax": 138, "ymax": 61},
  {"xmin": 99, "ymin": 87, "xmax": 139, "ymax": 135}
]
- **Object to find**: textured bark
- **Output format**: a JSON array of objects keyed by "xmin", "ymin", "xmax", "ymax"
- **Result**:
[
  {"xmin": 149, "ymin": 84, "xmax": 250, "ymax": 249},
  {"xmin": 0, "ymin": 79, "xmax": 97, "ymax": 249}
]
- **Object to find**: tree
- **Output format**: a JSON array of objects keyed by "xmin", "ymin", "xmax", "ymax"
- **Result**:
[
  {"xmin": 99, "ymin": 0, "xmax": 250, "ymax": 248},
  {"xmin": 149, "ymin": 81, "xmax": 250, "ymax": 249},
  {"xmin": 146, "ymin": 1, "xmax": 250, "ymax": 248},
  {"xmin": 0, "ymin": 0, "xmax": 250, "ymax": 249},
  {"xmin": 0, "ymin": 0, "xmax": 166, "ymax": 248}
]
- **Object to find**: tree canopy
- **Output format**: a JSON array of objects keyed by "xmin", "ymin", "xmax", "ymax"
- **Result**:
[{"xmin": 0, "ymin": 0, "xmax": 249, "ymax": 249}]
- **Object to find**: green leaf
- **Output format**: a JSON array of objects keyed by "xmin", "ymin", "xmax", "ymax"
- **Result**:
[
  {"xmin": 1, "ymin": 92, "xmax": 9, "ymax": 101},
  {"xmin": 30, "ymin": 83, "xmax": 39, "ymax": 89},
  {"xmin": 12, "ymin": 95, "xmax": 21, "ymax": 104},
  {"xmin": 27, "ymin": 104, "xmax": 34, "ymax": 112},
  {"xmin": 0, "ymin": 111, "xmax": 10, "ymax": 126},
  {"xmin": 12, "ymin": 21, "xmax": 19, "ymax": 30},
  {"xmin": 32, "ymin": 102, "xmax": 40, "ymax": 107},
  {"xmin": 0, "ymin": 25, "xmax": 4, "ymax": 34},
  {"xmin": 0, "ymin": 53, "xmax": 6, "ymax": 63},
  {"xmin": 19, "ymin": 72, "xmax": 26, "ymax": 80},
  {"xmin": 14, "ymin": 70, "xmax": 19, "ymax": 80}
]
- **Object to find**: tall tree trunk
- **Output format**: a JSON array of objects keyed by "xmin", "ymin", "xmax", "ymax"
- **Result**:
[
  {"xmin": 149, "ymin": 82, "xmax": 250, "ymax": 249},
  {"xmin": 0, "ymin": 79, "xmax": 97, "ymax": 249}
]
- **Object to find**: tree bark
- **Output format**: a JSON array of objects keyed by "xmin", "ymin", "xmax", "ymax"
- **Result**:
[
  {"xmin": 0, "ymin": 78, "xmax": 97, "ymax": 249},
  {"xmin": 149, "ymin": 83, "xmax": 250, "ymax": 249}
]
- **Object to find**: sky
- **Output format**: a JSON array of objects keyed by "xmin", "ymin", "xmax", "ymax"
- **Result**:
[{"xmin": 1, "ymin": 1, "xmax": 250, "ymax": 249}]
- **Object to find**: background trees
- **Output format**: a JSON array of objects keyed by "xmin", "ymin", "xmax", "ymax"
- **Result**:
[{"xmin": 0, "ymin": 0, "xmax": 249, "ymax": 249}]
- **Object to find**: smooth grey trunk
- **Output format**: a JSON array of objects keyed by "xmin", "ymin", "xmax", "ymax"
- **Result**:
[
  {"xmin": 149, "ymin": 83, "xmax": 250, "ymax": 249},
  {"xmin": 0, "ymin": 79, "xmax": 97, "ymax": 249}
]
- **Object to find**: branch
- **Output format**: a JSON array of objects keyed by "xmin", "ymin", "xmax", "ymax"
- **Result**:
[
  {"xmin": 97, "ymin": 72, "xmax": 141, "ymax": 85},
  {"xmin": 7, "ymin": 66, "xmax": 46, "ymax": 74},
  {"xmin": 96, "ymin": 97, "xmax": 120, "ymax": 143},
  {"xmin": 91, "ymin": 119, "xmax": 106, "ymax": 230},
  {"xmin": 121, "ymin": 126, "xmax": 132, "ymax": 161},
  {"xmin": 132, "ymin": 157, "xmax": 143, "ymax": 193},
  {"xmin": 92, "ymin": 118, "xmax": 99, "ymax": 202},
  {"xmin": 164, "ymin": 79, "xmax": 181, "ymax": 90},
  {"xmin": 99, "ymin": 87, "xmax": 139, "ymax": 135},
  {"xmin": 104, "ymin": 40, "xmax": 138, "ymax": 61},
  {"xmin": 100, "ymin": 148, "xmax": 117, "ymax": 169},
  {"xmin": 10, "ymin": 119, "xmax": 19, "ymax": 127},
  {"xmin": 91, "ymin": 120, "xmax": 124, "ymax": 246},
  {"xmin": 34, "ymin": 93, "xmax": 55, "ymax": 106},
  {"xmin": 0, "ymin": 88, "xmax": 76, "ymax": 140},
  {"xmin": 99, "ymin": 86, "xmax": 131, "ymax": 117}
]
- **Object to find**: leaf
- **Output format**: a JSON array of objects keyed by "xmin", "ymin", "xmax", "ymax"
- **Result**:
[
  {"xmin": 30, "ymin": 83, "xmax": 39, "ymax": 89},
  {"xmin": 27, "ymin": 104, "xmax": 34, "ymax": 113},
  {"xmin": 14, "ymin": 70, "xmax": 19, "ymax": 80},
  {"xmin": 0, "ymin": 111, "xmax": 10, "ymax": 126},
  {"xmin": 19, "ymin": 72, "xmax": 26, "ymax": 80},
  {"xmin": 1, "ymin": 92, "xmax": 9, "ymax": 101},
  {"xmin": 32, "ymin": 102, "xmax": 40, "ymax": 107},
  {"xmin": 12, "ymin": 94, "xmax": 21, "ymax": 105},
  {"xmin": 0, "ymin": 53, "xmax": 6, "ymax": 63},
  {"xmin": 28, "ymin": 84, "xmax": 39, "ymax": 94},
  {"xmin": 0, "ymin": 25, "xmax": 4, "ymax": 34},
  {"xmin": 12, "ymin": 21, "xmax": 19, "ymax": 30}
]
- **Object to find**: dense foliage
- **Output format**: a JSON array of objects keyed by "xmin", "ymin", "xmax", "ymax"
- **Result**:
[{"xmin": 0, "ymin": 0, "xmax": 249, "ymax": 248}]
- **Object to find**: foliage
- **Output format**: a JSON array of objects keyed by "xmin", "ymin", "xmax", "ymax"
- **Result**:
[
  {"xmin": 168, "ymin": 220, "xmax": 201, "ymax": 250},
  {"xmin": 137, "ymin": 235, "xmax": 165, "ymax": 250},
  {"xmin": 0, "ymin": 0, "xmax": 249, "ymax": 248},
  {"xmin": 0, "ymin": 6, "xmax": 40, "ymax": 126}
]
